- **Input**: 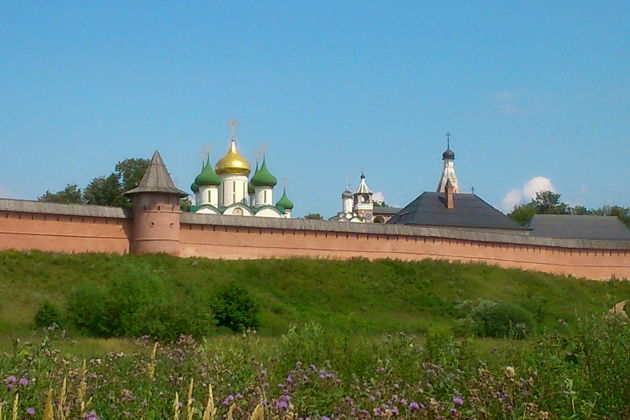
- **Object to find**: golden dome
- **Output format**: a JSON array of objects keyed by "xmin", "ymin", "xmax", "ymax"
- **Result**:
[{"xmin": 215, "ymin": 139, "xmax": 251, "ymax": 176}]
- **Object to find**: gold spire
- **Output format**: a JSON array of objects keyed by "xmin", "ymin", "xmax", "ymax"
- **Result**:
[{"xmin": 215, "ymin": 120, "xmax": 251, "ymax": 176}]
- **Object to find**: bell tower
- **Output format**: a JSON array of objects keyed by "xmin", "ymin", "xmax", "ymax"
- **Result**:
[
  {"xmin": 437, "ymin": 132, "xmax": 460, "ymax": 193},
  {"xmin": 124, "ymin": 151, "xmax": 188, "ymax": 255}
]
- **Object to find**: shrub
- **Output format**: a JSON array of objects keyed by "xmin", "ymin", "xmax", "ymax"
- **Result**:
[
  {"xmin": 476, "ymin": 302, "xmax": 535, "ymax": 339},
  {"xmin": 211, "ymin": 283, "xmax": 260, "ymax": 332},
  {"xmin": 66, "ymin": 267, "xmax": 214, "ymax": 340},
  {"xmin": 34, "ymin": 301, "xmax": 62, "ymax": 328},
  {"xmin": 454, "ymin": 299, "xmax": 535, "ymax": 339}
]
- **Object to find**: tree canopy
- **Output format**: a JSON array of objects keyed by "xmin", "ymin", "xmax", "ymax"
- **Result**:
[
  {"xmin": 304, "ymin": 213, "xmax": 324, "ymax": 220},
  {"xmin": 508, "ymin": 190, "xmax": 630, "ymax": 228},
  {"xmin": 39, "ymin": 158, "xmax": 149, "ymax": 208},
  {"xmin": 38, "ymin": 184, "xmax": 84, "ymax": 204}
]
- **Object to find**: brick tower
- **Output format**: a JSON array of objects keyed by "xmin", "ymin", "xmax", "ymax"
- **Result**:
[{"xmin": 124, "ymin": 151, "xmax": 188, "ymax": 255}]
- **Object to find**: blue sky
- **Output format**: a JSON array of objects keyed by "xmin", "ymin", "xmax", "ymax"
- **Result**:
[{"xmin": 1, "ymin": 1, "xmax": 628, "ymax": 217}]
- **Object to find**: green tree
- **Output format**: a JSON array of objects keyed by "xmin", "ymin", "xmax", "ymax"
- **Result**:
[
  {"xmin": 80, "ymin": 158, "xmax": 150, "ymax": 208},
  {"xmin": 530, "ymin": 190, "xmax": 569, "ymax": 214},
  {"xmin": 304, "ymin": 213, "xmax": 324, "ymax": 220},
  {"xmin": 38, "ymin": 184, "xmax": 84, "ymax": 204},
  {"xmin": 115, "ymin": 158, "xmax": 149, "ymax": 192},
  {"xmin": 84, "ymin": 174, "xmax": 124, "ymax": 206},
  {"xmin": 180, "ymin": 197, "xmax": 192, "ymax": 212},
  {"xmin": 571, "ymin": 205, "xmax": 589, "ymax": 215},
  {"xmin": 508, "ymin": 203, "xmax": 536, "ymax": 226}
]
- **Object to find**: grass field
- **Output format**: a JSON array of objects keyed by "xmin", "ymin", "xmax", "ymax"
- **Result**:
[
  {"xmin": 1, "ymin": 250, "xmax": 629, "ymax": 418},
  {"xmin": 0, "ymin": 250, "xmax": 627, "ymax": 341}
]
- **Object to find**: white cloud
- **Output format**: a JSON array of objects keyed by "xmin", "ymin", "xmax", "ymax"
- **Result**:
[
  {"xmin": 373, "ymin": 191, "xmax": 385, "ymax": 204},
  {"xmin": 500, "ymin": 176, "xmax": 555, "ymax": 211},
  {"xmin": 501, "ymin": 188, "xmax": 523, "ymax": 211},
  {"xmin": 522, "ymin": 176, "xmax": 555, "ymax": 200}
]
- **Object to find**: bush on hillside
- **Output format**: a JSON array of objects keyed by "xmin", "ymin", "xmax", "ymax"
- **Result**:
[
  {"xmin": 66, "ymin": 268, "xmax": 214, "ymax": 340},
  {"xmin": 476, "ymin": 302, "xmax": 534, "ymax": 339},
  {"xmin": 34, "ymin": 301, "xmax": 62, "ymax": 329},
  {"xmin": 211, "ymin": 283, "xmax": 260, "ymax": 332},
  {"xmin": 454, "ymin": 299, "xmax": 535, "ymax": 339}
]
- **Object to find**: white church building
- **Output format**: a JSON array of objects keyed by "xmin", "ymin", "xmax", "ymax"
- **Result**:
[{"xmin": 189, "ymin": 123, "xmax": 293, "ymax": 218}]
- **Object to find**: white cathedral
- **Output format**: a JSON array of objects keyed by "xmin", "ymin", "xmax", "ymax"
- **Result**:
[
  {"xmin": 333, "ymin": 134, "xmax": 459, "ymax": 223},
  {"xmin": 189, "ymin": 123, "xmax": 293, "ymax": 218}
]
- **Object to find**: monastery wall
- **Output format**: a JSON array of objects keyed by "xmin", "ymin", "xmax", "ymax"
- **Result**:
[
  {"xmin": 0, "ymin": 199, "xmax": 629, "ymax": 281},
  {"xmin": 0, "ymin": 199, "xmax": 131, "ymax": 254},
  {"xmin": 180, "ymin": 214, "xmax": 630, "ymax": 280}
]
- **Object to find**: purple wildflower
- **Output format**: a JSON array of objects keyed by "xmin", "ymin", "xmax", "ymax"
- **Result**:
[
  {"xmin": 450, "ymin": 408, "xmax": 458, "ymax": 415},
  {"xmin": 26, "ymin": 408, "xmax": 35, "ymax": 416},
  {"xmin": 19, "ymin": 378, "xmax": 29, "ymax": 386},
  {"xmin": 5, "ymin": 376, "xmax": 16, "ymax": 384},
  {"xmin": 276, "ymin": 401, "xmax": 288, "ymax": 409},
  {"xmin": 409, "ymin": 401, "xmax": 420, "ymax": 410},
  {"xmin": 391, "ymin": 407, "xmax": 399, "ymax": 416},
  {"xmin": 453, "ymin": 396, "xmax": 464, "ymax": 406}
]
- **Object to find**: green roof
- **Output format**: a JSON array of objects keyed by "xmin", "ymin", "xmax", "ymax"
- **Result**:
[
  {"xmin": 276, "ymin": 188, "xmax": 294, "ymax": 210},
  {"xmin": 190, "ymin": 182, "xmax": 199, "ymax": 193},
  {"xmin": 250, "ymin": 157, "xmax": 277, "ymax": 187},
  {"xmin": 195, "ymin": 157, "xmax": 222, "ymax": 186}
]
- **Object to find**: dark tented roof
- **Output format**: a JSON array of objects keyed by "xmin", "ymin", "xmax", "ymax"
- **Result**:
[
  {"xmin": 387, "ymin": 192, "xmax": 526, "ymax": 231},
  {"xmin": 528, "ymin": 214, "xmax": 630, "ymax": 241},
  {"xmin": 124, "ymin": 151, "xmax": 188, "ymax": 197}
]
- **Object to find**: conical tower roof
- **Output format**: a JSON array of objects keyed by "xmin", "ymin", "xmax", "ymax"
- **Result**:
[
  {"xmin": 250, "ymin": 156, "xmax": 277, "ymax": 187},
  {"xmin": 124, "ymin": 151, "xmax": 188, "ymax": 197}
]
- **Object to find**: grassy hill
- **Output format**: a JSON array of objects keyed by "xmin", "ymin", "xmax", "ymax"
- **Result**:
[{"xmin": 1, "ymin": 250, "xmax": 628, "ymax": 340}]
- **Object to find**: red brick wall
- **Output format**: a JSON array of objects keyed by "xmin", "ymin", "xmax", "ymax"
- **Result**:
[
  {"xmin": 1, "ymin": 207, "xmax": 628, "ymax": 281},
  {"xmin": 0, "ymin": 211, "xmax": 131, "ymax": 254},
  {"xmin": 179, "ymin": 223, "xmax": 630, "ymax": 280}
]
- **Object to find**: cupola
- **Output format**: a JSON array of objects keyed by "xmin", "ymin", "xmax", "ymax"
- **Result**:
[
  {"xmin": 215, "ymin": 139, "xmax": 251, "ymax": 176},
  {"xmin": 276, "ymin": 188, "xmax": 294, "ymax": 210},
  {"xmin": 195, "ymin": 158, "xmax": 222, "ymax": 186},
  {"xmin": 250, "ymin": 156, "xmax": 277, "ymax": 187},
  {"xmin": 442, "ymin": 148, "xmax": 455, "ymax": 160}
]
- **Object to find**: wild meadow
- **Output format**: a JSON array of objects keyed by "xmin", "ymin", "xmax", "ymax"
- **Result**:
[
  {"xmin": 1, "ymin": 316, "xmax": 629, "ymax": 419},
  {"xmin": 0, "ymin": 251, "xmax": 628, "ymax": 418}
]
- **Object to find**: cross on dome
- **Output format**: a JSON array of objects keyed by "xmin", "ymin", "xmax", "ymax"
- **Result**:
[{"xmin": 228, "ymin": 118, "xmax": 240, "ymax": 139}]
